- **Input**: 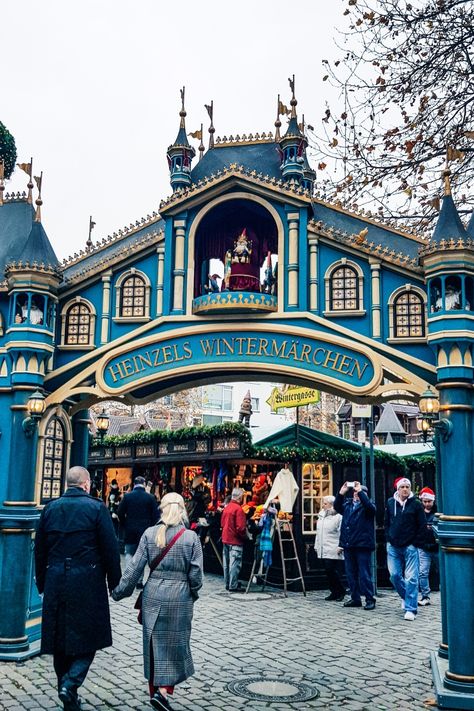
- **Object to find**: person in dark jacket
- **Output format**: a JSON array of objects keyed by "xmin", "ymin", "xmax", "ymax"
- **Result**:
[
  {"xmin": 34, "ymin": 466, "xmax": 121, "ymax": 711},
  {"xmin": 417, "ymin": 487, "xmax": 438, "ymax": 606},
  {"xmin": 108, "ymin": 479, "xmax": 121, "ymax": 538},
  {"xmin": 334, "ymin": 481, "xmax": 376, "ymax": 610},
  {"xmin": 384, "ymin": 477, "xmax": 426, "ymax": 620},
  {"xmin": 221, "ymin": 487, "xmax": 247, "ymax": 592},
  {"xmin": 118, "ymin": 476, "xmax": 160, "ymax": 589}
]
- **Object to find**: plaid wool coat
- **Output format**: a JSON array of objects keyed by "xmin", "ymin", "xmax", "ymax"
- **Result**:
[{"xmin": 112, "ymin": 524, "xmax": 203, "ymax": 686}]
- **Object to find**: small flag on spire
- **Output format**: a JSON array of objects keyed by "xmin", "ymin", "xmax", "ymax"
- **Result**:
[
  {"xmin": 17, "ymin": 162, "xmax": 32, "ymax": 177},
  {"xmin": 278, "ymin": 99, "xmax": 290, "ymax": 116},
  {"xmin": 188, "ymin": 129, "xmax": 203, "ymax": 140},
  {"xmin": 205, "ymin": 102, "xmax": 213, "ymax": 121},
  {"xmin": 34, "ymin": 174, "xmax": 42, "ymax": 193}
]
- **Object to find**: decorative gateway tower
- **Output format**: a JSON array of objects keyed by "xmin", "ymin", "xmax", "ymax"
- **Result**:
[
  {"xmin": 0, "ymin": 169, "xmax": 61, "ymax": 656},
  {"xmin": 421, "ymin": 170, "xmax": 474, "ymax": 709}
]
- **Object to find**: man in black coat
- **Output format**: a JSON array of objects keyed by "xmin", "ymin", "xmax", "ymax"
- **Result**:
[
  {"xmin": 35, "ymin": 466, "xmax": 121, "ymax": 711},
  {"xmin": 334, "ymin": 480, "xmax": 377, "ymax": 610},
  {"xmin": 117, "ymin": 475, "xmax": 159, "ymax": 588}
]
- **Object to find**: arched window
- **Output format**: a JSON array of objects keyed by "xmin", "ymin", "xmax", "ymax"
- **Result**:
[
  {"xmin": 330, "ymin": 265, "xmax": 358, "ymax": 310},
  {"xmin": 40, "ymin": 416, "xmax": 65, "ymax": 504},
  {"xmin": 120, "ymin": 274, "xmax": 146, "ymax": 317},
  {"xmin": 65, "ymin": 302, "xmax": 92, "ymax": 345},
  {"xmin": 114, "ymin": 269, "xmax": 151, "ymax": 321},
  {"xmin": 324, "ymin": 259, "xmax": 365, "ymax": 316},
  {"xmin": 388, "ymin": 285, "xmax": 426, "ymax": 341},
  {"xmin": 60, "ymin": 298, "xmax": 96, "ymax": 348},
  {"xmin": 394, "ymin": 291, "xmax": 425, "ymax": 338}
]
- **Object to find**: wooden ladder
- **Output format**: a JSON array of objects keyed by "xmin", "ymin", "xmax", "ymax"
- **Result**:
[{"xmin": 246, "ymin": 518, "xmax": 306, "ymax": 597}]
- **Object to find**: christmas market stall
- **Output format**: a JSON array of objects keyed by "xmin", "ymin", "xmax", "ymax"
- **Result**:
[{"xmin": 88, "ymin": 421, "xmax": 435, "ymax": 590}]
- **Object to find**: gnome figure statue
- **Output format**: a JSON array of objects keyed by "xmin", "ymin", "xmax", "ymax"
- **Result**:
[{"xmin": 238, "ymin": 390, "xmax": 253, "ymax": 428}]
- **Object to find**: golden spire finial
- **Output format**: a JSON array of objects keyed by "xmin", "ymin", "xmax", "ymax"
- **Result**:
[
  {"xmin": 288, "ymin": 74, "xmax": 297, "ymax": 118},
  {"xmin": 34, "ymin": 171, "xmax": 43, "ymax": 222},
  {"xmin": 17, "ymin": 158, "xmax": 33, "ymax": 203},
  {"xmin": 0, "ymin": 159, "xmax": 4, "ymax": 206},
  {"xmin": 205, "ymin": 100, "xmax": 215, "ymax": 149},
  {"xmin": 87, "ymin": 215, "xmax": 96, "ymax": 250},
  {"xmin": 275, "ymin": 94, "xmax": 282, "ymax": 141},
  {"xmin": 199, "ymin": 123, "xmax": 204, "ymax": 161},
  {"xmin": 443, "ymin": 170, "xmax": 452, "ymax": 196},
  {"xmin": 179, "ymin": 86, "xmax": 186, "ymax": 128}
]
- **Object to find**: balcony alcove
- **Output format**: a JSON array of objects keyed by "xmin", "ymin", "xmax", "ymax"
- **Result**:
[{"xmin": 192, "ymin": 198, "xmax": 278, "ymax": 315}]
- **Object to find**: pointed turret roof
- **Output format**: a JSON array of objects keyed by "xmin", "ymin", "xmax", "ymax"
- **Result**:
[
  {"xmin": 0, "ymin": 197, "xmax": 59, "ymax": 277},
  {"xmin": 466, "ymin": 210, "xmax": 474, "ymax": 239},
  {"xmin": 373, "ymin": 404, "xmax": 405, "ymax": 436},
  {"xmin": 17, "ymin": 220, "xmax": 59, "ymax": 268},
  {"xmin": 431, "ymin": 171, "xmax": 468, "ymax": 244}
]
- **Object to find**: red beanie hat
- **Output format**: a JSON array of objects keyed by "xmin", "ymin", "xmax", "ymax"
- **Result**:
[
  {"xmin": 394, "ymin": 477, "xmax": 403, "ymax": 489},
  {"xmin": 419, "ymin": 487, "xmax": 435, "ymax": 501}
]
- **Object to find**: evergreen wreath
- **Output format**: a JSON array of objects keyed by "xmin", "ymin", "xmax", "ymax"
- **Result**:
[{"xmin": 0, "ymin": 122, "xmax": 17, "ymax": 180}]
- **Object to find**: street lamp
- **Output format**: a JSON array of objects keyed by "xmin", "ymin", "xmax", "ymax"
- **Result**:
[
  {"xmin": 417, "ymin": 387, "xmax": 453, "ymax": 442},
  {"xmin": 96, "ymin": 408, "xmax": 110, "ymax": 442},
  {"xmin": 22, "ymin": 390, "xmax": 46, "ymax": 437}
]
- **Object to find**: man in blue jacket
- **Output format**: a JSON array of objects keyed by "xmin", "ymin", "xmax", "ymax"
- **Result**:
[
  {"xmin": 334, "ymin": 481, "xmax": 376, "ymax": 610},
  {"xmin": 385, "ymin": 477, "xmax": 426, "ymax": 620}
]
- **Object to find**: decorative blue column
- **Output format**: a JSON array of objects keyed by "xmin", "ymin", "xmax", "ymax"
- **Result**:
[
  {"xmin": 0, "ymin": 392, "xmax": 40, "ymax": 659},
  {"xmin": 70, "ymin": 409, "xmax": 91, "ymax": 468},
  {"xmin": 431, "ymin": 383, "xmax": 474, "ymax": 705},
  {"xmin": 433, "ymin": 432, "xmax": 448, "ymax": 659},
  {"xmin": 422, "ymin": 173, "xmax": 474, "ymax": 707}
]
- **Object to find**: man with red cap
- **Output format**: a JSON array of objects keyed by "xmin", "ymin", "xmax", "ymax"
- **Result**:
[
  {"xmin": 418, "ymin": 487, "xmax": 438, "ymax": 606},
  {"xmin": 384, "ymin": 477, "xmax": 426, "ymax": 620}
]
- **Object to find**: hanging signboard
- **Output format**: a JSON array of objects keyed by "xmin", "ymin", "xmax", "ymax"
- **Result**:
[
  {"xmin": 352, "ymin": 403, "xmax": 372, "ymax": 418},
  {"xmin": 266, "ymin": 385, "xmax": 320, "ymax": 412}
]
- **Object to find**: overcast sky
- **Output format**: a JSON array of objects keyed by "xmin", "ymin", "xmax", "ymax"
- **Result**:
[{"xmin": 3, "ymin": 0, "xmax": 344, "ymax": 261}]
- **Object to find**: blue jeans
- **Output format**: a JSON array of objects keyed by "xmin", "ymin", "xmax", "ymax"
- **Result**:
[
  {"xmin": 387, "ymin": 543, "xmax": 419, "ymax": 613},
  {"xmin": 124, "ymin": 543, "xmax": 144, "ymax": 585},
  {"xmin": 223, "ymin": 544, "xmax": 243, "ymax": 590},
  {"xmin": 419, "ymin": 549, "xmax": 439, "ymax": 599},
  {"xmin": 344, "ymin": 548, "xmax": 375, "ymax": 603}
]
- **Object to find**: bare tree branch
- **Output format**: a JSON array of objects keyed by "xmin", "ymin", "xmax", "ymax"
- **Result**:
[{"xmin": 311, "ymin": 0, "xmax": 474, "ymax": 232}]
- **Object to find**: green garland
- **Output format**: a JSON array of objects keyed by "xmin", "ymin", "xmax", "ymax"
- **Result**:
[
  {"xmin": 103, "ymin": 421, "xmax": 253, "ymax": 450},
  {"xmin": 250, "ymin": 443, "xmax": 408, "ymax": 474},
  {"xmin": 404, "ymin": 455, "xmax": 436, "ymax": 476},
  {"xmin": 0, "ymin": 122, "xmax": 17, "ymax": 180},
  {"xmin": 98, "ymin": 422, "xmax": 422, "ymax": 475}
]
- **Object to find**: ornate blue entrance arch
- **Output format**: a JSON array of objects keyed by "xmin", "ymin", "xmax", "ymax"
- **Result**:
[{"xmin": 1, "ymin": 87, "xmax": 474, "ymax": 709}]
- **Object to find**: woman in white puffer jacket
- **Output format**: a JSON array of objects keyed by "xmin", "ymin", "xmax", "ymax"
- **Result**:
[{"xmin": 314, "ymin": 495, "xmax": 346, "ymax": 601}]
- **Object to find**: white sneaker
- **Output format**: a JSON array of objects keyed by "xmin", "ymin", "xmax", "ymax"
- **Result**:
[
  {"xmin": 404, "ymin": 611, "xmax": 416, "ymax": 621},
  {"xmin": 419, "ymin": 597, "xmax": 431, "ymax": 606}
]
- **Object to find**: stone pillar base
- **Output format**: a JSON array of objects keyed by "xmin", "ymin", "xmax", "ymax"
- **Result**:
[
  {"xmin": 0, "ymin": 638, "xmax": 40, "ymax": 662},
  {"xmin": 431, "ymin": 652, "xmax": 474, "ymax": 709}
]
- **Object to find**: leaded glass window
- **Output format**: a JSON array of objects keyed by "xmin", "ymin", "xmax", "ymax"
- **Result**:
[
  {"xmin": 120, "ymin": 275, "xmax": 146, "ymax": 317},
  {"xmin": 302, "ymin": 462, "xmax": 333, "ymax": 534},
  {"xmin": 65, "ymin": 303, "xmax": 92, "ymax": 345},
  {"xmin": 41, "ymin": 417, "xmax": 65, "ymax": 504},
  {"xmin": 330, "ymin": 266, "xmax": 359, "ymax": 310},
  {"xmin": 394, "ymin": 291, "xmax": 425, "ymax": 338}
]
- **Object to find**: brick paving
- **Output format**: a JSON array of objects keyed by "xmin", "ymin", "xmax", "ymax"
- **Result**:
[{"xmin": 0, "ymin": 572, "xmax": 440, "ymax": 711}]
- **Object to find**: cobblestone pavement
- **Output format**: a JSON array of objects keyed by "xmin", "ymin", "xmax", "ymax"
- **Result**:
[{"xmin": 0, "ymin": 573, "xmax": 440, "ymax": 711}]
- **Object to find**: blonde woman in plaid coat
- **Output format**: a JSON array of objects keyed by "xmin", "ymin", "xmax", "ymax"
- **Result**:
[{"xmin": 112, "ymin": 493, "xmax": 203, "ymax": 711}]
